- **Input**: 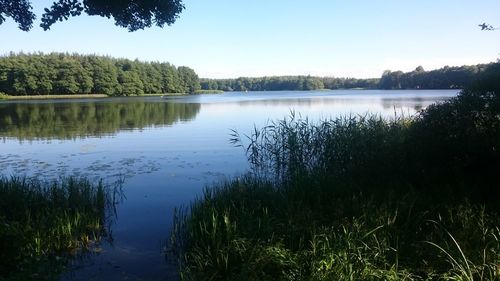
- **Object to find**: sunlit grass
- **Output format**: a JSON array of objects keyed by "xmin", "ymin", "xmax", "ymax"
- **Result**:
[{"xmin": 1, "ymin": 94, "xmax": 108, "ymax": 100}]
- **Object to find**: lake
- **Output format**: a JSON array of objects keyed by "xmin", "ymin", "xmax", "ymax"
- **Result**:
[{"xmin": 0, "ymin": 89, "xmax": 458, "ymax": 280}]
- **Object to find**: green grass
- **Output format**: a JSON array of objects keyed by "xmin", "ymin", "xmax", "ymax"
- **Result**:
[
  {"xmin": 170, "ymin": 64, "xmax": 500, "ymax": 280},
  {"xmin": 194, "ymin": 89, "xmax": 225, "ymax": 94},
  {"xmin": 0, "ymin": 92, "xmax": 190, "ymax": 100},
  {"xmin": 171, "ymin": 179, "xmax": 500, "ymax": 280},
  {"xmin": 0, "ymin": 177, "xmax": 117, "ymax": 281},
  {"xmin": 2, "ymin": 94, "xmax": 108, "ymax": 100}
]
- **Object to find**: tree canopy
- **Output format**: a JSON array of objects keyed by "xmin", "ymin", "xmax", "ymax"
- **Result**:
[
  {"xmin": 0, "ymin": 52, "xmax": 200, "ymax": 95},
  {"xmin": 0, "ymin": 0, "xmax": 184, "ymax": 31}
]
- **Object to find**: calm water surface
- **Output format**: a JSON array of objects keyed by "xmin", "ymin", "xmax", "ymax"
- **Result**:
[{"xmin": 0, "ymin": 90, "xmax": 458, "ymax": 280}]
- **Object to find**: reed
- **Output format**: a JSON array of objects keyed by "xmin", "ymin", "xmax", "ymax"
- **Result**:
[
  {"xmin": 171, "ymin": 84, "xmax": 500, "ymax": 280},
  {"xmin": 0, "ymin": 177, "xmax": 117, "ymax": 280}
]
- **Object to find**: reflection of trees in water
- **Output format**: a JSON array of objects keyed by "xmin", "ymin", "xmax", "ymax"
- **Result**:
[
  {"xmin": 232, "ymin": 98, "xmax": 377, "ymax": 107},
  {"xmin": 0, "ymin": 100, "xmax": 200, "ymax": 140},
  {"xmin": 380, "ymin": 97, "xmax": 450, "ymax": 112}
]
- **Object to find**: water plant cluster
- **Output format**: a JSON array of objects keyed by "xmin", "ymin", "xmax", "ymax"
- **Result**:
[
  {"xmin": 170, "ymin": 64, "xmax": 500, "ymax": 280},
  {"xmin": 0, "ymin": 177, "xmax": 115, "ymax": 281}
]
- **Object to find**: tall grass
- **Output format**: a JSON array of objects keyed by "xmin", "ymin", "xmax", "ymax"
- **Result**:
[
  {"xmin": 0, "ymin": 177, "xmax": 117, "ymax": 281},
  {"xmin": 171, "ymin": 73, "xmax": 500, "ymax": 280}
]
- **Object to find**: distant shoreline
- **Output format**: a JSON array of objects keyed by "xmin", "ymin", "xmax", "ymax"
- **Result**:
[
  {"xmin": 0, "ymin": 93, "xmax": 188, "ymax": 101},
  {"xmin": 0, "ymin": 89, "xmax": 462, "ymax": 102}
]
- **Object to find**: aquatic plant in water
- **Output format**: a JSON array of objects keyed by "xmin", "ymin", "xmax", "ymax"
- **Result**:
[
  {"xmin": 171, "ymin": 81, "xmax": 500, "ymax": 280},
  {"xmin": 0, "ymin": 176, "xmax": 119, "ymax": 280}
]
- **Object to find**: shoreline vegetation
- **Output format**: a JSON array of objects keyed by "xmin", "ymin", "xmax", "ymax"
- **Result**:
[
  {"xmin": 0, "ymin": 92, "xmax": 189, "ymax": 101},
  {"xmin": 0, "ymin": 59, "xmax": 498, "ymax": 279},
  {"xmin": 0, "ymin": 177, "xmax": 118, "ymax": 281},
  {"xmin": 194, "ymin": 89, "xmax": 225, "ymax": 94},
  {"xmin": 0, "ymin": 52, "xmax": 496, "ymax": 100},
  {"xmin": 169, "ymin": 64, "xmax": 500, "ymax": 280}
]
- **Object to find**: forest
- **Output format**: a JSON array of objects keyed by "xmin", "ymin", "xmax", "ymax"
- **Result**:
[
  {"xmin": 200, "ymin": 76, "xmax": 379, "ymax": 91},
  {"xmin": 171, "ymin": 62, "xmax": 500, "ymax": 281},
  {"xmin": 0, "ymin": 52, "xmax": 200, "ymax": 96},
  {"xmin": 201, "ymin": 63, "xmax": 494, "ymax": 91},
  {"xmin": 378, "ymin": 64, "xmax": 493, "ymax": 89},
  {"xmin": 0, "ymin": 52, "xmax": 496, "ymax": 96}
]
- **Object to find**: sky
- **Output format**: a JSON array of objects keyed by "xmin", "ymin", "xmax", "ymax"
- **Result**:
[{"xmin": 0, "ymin": 0, "xmax": 499, "ymax": 79}]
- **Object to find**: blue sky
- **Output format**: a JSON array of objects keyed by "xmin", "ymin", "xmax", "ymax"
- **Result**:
[{"xmin": 0, "ymin": 0, "xmax": 499, "ymax": 78}]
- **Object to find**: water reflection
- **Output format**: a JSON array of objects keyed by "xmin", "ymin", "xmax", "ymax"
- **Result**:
[
  {"xmin": 0, "ymin": 98, "xmax": 201, "ymax": 140},
  {"xmin": 380, "ymin": 96, "xmax": 451, "ymax": 111},
  {"xmin": 0, "ymin": 90, "xmax": 458, "ymax": 281}
]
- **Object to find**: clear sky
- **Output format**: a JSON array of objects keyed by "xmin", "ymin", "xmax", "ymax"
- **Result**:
[{"xmin": 0, "ymin": 0, "xmax": 499, "ymax": 78}]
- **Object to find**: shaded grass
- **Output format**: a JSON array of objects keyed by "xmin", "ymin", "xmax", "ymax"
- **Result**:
[
  {"xmin": 170, "ymin": 67, "xmax": 500, "ymax": 280},
  {"xmin": 172, "ymin": 179, "xmax": 500, "ymax": 280},
  {"xmin": 0, "ymin": 177, "xmax": 117, "ymax": 281}
]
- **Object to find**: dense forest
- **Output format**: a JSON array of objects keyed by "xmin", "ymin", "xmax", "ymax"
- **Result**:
[
  {"xmin": 0, "ymin": 53, "xmax": 496, "ymax": 96},
  {"xmin": 200, "ymin": 76, "xmax": 379, "ymax": 91},
  {"xmin": 378, "ymin": 64, "xmax": 493, "ymax": 89},
  {"xmin": 0, "ymin": 53, "xmax": 200, "ymax": 96},
  {"xmin": 201, "ymin": 63, "xmax": 496, "ymax": 91}
]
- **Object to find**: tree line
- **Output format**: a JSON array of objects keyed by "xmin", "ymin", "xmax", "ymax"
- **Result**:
[
  {"xmin": 0, "ymin": 52, "xmax": 496, "ymax": 96},
  {"xmin": 0, "ymin": 53, "xmax": 200, "ymax": 96},
  {"xmin": 201, "ymin": 63, "xmax": 496, "ymax": 91},
  {"xmin": 378, "ymin": 64, "xmax": 494, "ymax": 89},
  {"xmin": 200, "ymin": 76, "xmax": 379, "ymax": 92}
]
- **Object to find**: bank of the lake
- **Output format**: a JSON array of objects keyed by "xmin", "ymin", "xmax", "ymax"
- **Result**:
[
  {"xmin": 0, "ymin": 89, "xmax": 459, "ymax": 281},
  {"xmin": 0, "ymin": 92, "xmax": 195, "ymax": 101},
  {"xmin": 0, "ymin": 177, "xmax": 115, "ymax": 281},
  {"xmin": 171, "ymin": 68, "xmax": 500, "ymax": 280},
  {"xmin": 194, "ymin": 90, "xmax": 224, "ymax": 94}
]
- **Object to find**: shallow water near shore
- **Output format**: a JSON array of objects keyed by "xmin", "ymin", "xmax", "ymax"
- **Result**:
[{"xmin": 0, "ymin": 89, "xmax": 458, "ymax": 280}]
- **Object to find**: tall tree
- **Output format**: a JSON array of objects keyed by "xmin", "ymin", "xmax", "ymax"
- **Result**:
[
  {"xmin": 177, "ymin": 66, "xmax": 200, "ymax": 94},
  {"xmin": 87, "ymin": 56, "xmax": 120, "ymax": 96}
]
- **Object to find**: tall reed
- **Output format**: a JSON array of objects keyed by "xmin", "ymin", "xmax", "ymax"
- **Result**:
[
  {"xmin": 171, "ymin": 85, "xmax": 500, "ymax": 280},
  {"xmin": 0, "ymin": 177, "xmax": 117, "ymax": 280}
]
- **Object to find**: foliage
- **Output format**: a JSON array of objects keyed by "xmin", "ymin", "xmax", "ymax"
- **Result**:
[
  {"xmin": 0, "ymin": 52, "xmax": 201, "ymax": 96},
  {"xmin": 0, "ymin": 177, "xmax": 116, "ymax": 280},
  {"xmin": 200, "ymin": 62, "xmax": 498, "ymax": 92},
  {"xmin": 171, "ymin": 68, "xmax": 500, "ymax": 280},
  {"xmin": 0, "ymin": 0, "xmax": 185, "ymax": 31},
  {"xmin": 200, "ymin": 76, "xmax": 378, "ymax": 92},
  {"xmin": 172, "ymin": 179, "xmax": 500, "ymax": 281},
  {"xmin": 378, "ymin": 63, "xmax": 494, "ymax": 90}
]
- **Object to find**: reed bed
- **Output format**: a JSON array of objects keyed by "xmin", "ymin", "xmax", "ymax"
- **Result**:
[
  {"xmin": 0, "ymin": 177, "xmax": 116, "ymax": 280},
  {"xmin": 170, "ymin": 79, "xmax": 500, "ymax": 280}
]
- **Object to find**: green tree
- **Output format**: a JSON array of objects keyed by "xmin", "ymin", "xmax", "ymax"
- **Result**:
[
  {"xmin": 88, "ymin": 56, "xmax": 120, "ymax": 96},
  {"xmin": 117, "ymin": 70, "xmax": 144, "ymax": 96},
  {"xmin": 178, "ymin": 66, "xmax": 201, "ymax": 94},
  {"xmin": 138, "ymin": 63, "xmax": 162, "ymax": 94}
]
